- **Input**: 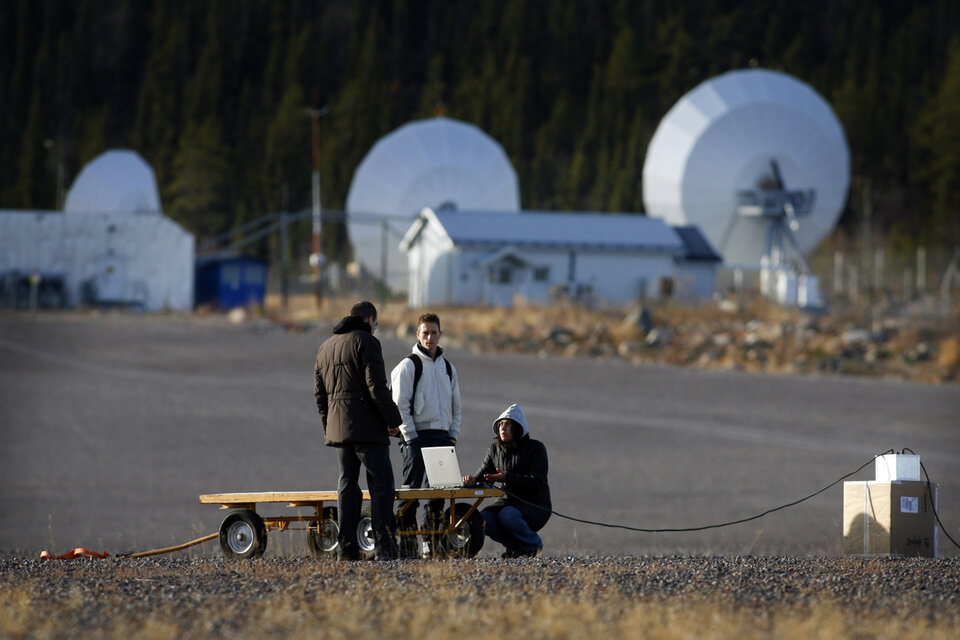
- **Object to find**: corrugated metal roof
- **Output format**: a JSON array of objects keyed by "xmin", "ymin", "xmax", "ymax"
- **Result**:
[
  {"xmin": 432, "ymin": 210, "xmax": 685, "ymax": 251},
  {"xmin": 673, "ymin": 225, "xmax": 723, "ymax": 261}
]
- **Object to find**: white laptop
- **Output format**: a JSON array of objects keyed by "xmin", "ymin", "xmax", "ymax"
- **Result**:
[{"xmin": 421, "ymin": 446, "xmax": 466, "ymax": 489}]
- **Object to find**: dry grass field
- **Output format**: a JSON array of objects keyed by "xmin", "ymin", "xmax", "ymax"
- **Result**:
[{"xmin": 2, "ymin": 556, "xmax": 959, "ymax": 639}]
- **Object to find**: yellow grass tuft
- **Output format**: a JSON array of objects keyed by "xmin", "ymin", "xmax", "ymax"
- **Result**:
[{"xmin": 937, "ymin": 336, "xmax": 960, "ymax": 380}]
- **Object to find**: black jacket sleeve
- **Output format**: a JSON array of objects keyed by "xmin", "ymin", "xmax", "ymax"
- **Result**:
[
  {"xmin": 359, "ymin": 333, "xmax": 402, "ymax": 429},
  {"xmin": 473, "ymin": 444, "xmax": 497, "ymax": 479}
]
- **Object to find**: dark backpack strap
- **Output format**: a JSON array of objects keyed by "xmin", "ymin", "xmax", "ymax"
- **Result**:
[
  {"xmin": 405, "ymin": 354, "xmax": 453, "ymax": 417},
  {"xmin": 405, "ymin": 353, "xmax": 422, "ymax": 416}
]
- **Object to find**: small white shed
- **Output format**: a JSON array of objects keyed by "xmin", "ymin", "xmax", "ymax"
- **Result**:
[{"xmin": 400, "ymin": 208, "xmax": 714, "ymax": 308}]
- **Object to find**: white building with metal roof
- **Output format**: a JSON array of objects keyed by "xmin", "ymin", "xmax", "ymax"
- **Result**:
[
  {"xmin": 0, "ymin": 150, "xmax": 194, "ymax": 311},
  {"xmin": 400, "ymin": 207, "xmax": 718, "ymax": 307}
]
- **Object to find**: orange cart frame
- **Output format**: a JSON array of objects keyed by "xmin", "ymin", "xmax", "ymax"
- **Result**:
[{"xmin": 200, "ymin": 487, "xmax": 504, "ymax": 560}]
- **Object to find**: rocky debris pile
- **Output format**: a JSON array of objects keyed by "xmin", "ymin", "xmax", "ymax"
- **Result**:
[{"xmin": 406, "ymin": 299, "xmax": 960, "ymax": 384}]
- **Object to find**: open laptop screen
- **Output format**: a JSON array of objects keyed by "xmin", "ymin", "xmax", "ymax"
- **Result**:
[{"xmin": 421, "ymin": 446, "xmax": 464, "ymax": 489}]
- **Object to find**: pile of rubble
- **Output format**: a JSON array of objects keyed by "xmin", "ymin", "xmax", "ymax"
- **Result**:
[{"xmin": 409, "ymin": 298, "xmax": 960, "ymax": 384}]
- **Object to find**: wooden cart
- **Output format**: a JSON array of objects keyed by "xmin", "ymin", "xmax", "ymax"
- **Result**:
[{"xmin": 199, "ymin": 487, "xmax": 504, "ymax": 560}]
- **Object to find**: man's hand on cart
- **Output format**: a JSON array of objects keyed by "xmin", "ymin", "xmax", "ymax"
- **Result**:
[
  {"xmin": 483, "ymin": 469, "xmax": 506, "ymax": 483},
  {"xmin": 462, "ymin": 469, "xmax": 506, "ymax": 485}
]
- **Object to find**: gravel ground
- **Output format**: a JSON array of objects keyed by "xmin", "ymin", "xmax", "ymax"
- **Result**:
[{"xmin": 3, "ymin": 555, "xmax": 959, "ymax": 617}]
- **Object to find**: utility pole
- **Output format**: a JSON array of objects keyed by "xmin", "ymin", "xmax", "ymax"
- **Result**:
[
  {"xmin": 281, "ymin": 183, "xmax": 290, "ymax": 310},
  {"xmin": 306, "ymin": 93, "xmax": 328, "ymax": 308},
  {"xmin": 917, "ymin": 246, "xmax": 926, "ymax": 295}
]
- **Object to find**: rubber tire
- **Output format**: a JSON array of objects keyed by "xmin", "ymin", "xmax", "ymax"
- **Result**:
[
  {"xmin": 307, "ymin": 507, "xmax": 339, "ymax": 558},
  {"xmin": 219, "ymin": 509, "xmax": 267, "ymax": 560},
  {"xmin": 356, "ymin": 505, "xmax": 377, "ymax": 560},
  {"xmin": 434, "ymin": 502, "xmax": 484, "ymax": 558}
]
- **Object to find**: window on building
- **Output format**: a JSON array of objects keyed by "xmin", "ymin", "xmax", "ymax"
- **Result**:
[
  {"xmin": 533, "ymin": 266, "xmax": 549, "ymax": 282},
  {"xmin": 489, "ymin": 266, "xmax": 513, "ymax": 284}
]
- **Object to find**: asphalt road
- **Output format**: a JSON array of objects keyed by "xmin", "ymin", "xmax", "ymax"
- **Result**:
[{"xmin": 1, "ymin": 312, "xmax": 957, "ymax": 558}]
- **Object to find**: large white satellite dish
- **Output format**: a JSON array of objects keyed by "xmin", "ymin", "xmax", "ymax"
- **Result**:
[
  {"xmin": 64, "ymin": 149, "xmax": 162, "ymax": 215},
  {"xmin": 642, "ymin": 68, "xmax": 850, "ymax": 269},
  {"xmin": 345, "ymin": 116, "xmax": 520, "ymax": 291}
]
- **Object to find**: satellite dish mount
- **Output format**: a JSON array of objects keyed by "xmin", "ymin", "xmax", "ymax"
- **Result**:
[{"xmin": 733, "ymin": 159, "xmax": 817, "ymax": 277}]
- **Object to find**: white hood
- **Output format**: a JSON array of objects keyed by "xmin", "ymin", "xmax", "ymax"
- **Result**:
[{"xmin": 493, "ymin": 403, "xmax": 529, "ymax": 437}]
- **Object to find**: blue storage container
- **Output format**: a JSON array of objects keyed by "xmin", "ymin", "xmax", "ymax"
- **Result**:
[{"xmin": 195, "ymin": 256, "xmax": 267, "ymax": 309}]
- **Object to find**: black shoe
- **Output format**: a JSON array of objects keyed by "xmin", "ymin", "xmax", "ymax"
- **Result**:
[
  {"xmin": 517, "ymin": 547, "xmax": 542, "ymax": 558},
  {"xmin": 337, "ymin": 539, "xmax": 361, "ymax": 561},
  {"xmin": 375, "ymin": 544, "xmax": 399, "ymax": 561},
  {"xmin": 374, "ymin": 533, "xmax": 399, "ymax": 561},
  {"xmin": 500, "ymin": 548, "xmax": 518, "ymax": 559}
]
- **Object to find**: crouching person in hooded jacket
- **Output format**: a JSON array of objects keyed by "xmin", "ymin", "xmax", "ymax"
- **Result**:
[{"xmin": 462, "ymin": 403, "xmax": 551, "ymax": 558}]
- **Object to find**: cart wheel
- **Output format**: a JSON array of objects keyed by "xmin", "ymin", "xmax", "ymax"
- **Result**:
[
  {"xmin": 219, "ymin": 509, "xmax": 267, "ymax": 559},
  {"xmin": 307, "ymin": 507, "xmax": 339, "ymax": 558},
  {"xmin": 356, "ymin": 505, "xmax": 377, "ymax": 560},
  {"xmin": 435, "ymin": 503, "xmax": 484, "ymax": 558}
]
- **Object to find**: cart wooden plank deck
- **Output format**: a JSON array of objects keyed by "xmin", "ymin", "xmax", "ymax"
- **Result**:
[{"xmin": 200, "ymin": 487, "xmax": 504, "ymax": 559}]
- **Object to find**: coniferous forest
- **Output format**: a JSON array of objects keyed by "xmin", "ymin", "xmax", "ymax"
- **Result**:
[{"xmin": 2, "ymin": 1, "xmax": 959, "ymax": 265}]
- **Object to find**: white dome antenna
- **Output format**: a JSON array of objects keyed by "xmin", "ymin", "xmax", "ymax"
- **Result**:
[
  {"xmin": 643, "ymin": 69, "xmax": 850, "ymax": 280},
  {"xmin": 345, "ymin": 116, "xmax": 520, "ymax": 292},
  {"xmin": 64, "ymin": 149, "xmax": 162, "ymax": 215}
]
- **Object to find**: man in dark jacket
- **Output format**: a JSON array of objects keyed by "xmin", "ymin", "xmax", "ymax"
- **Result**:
[
  {"xmin": 462, "ymin": 403, "xmax": 551, "ymax": 558},
  {"xmin": 314, "ymin": 301, "xmax": 403, "ymax": 560}
]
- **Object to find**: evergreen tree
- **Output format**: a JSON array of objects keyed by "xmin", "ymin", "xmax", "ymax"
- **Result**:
[
  {"xmin": 265, "ymin": 84, "xmax": 310, "ymax": 215},
  {"xmin": 16, "ymin": 91, "xmax": 49, "ymax": 208},
  {"xmin": 166, "ymin": 118, "xmax": 233, "ymax": 237},
  {"xmin": 915, "ymin": 38, "xmax": 960, "ymax": 246},
  {"xmin": 132, "ymin": 4, "xmax": 188, "ymax": 193}
]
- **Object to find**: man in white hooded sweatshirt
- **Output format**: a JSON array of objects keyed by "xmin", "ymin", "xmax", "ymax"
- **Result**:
[{"xmin": 391, "ymin": 312, "xmax": 462, "ymax": 556}]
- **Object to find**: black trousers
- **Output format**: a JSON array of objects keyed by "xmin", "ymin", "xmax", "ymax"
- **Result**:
[
  {"xmin": 397, "ymin": 431, "xmax": 451, "ymax": 534},
  {"xmin": 336, "ymin": 442, "xmax": 397, "ymax": 557}
]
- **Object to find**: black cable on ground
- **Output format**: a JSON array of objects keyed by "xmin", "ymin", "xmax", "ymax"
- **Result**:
[
  {"xmin": 900, "ymin": 448, "xmax": 960, "ymax": 551},
  {"xmin": 502, "ymin": 449, "xmax": 934, "ymax": 535}
]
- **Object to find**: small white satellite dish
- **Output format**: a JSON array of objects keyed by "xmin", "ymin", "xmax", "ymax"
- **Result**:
[
  {"xmin": 642, "ymin": 68, "xmax": 850, "ymax": 271},
  {"xmin": 64, "ymin": 149, "xmax": 162, "ymax": 215},
  {"xmin": 345, "ymin": 116, "xmax": 520, "ymax": 291}
]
